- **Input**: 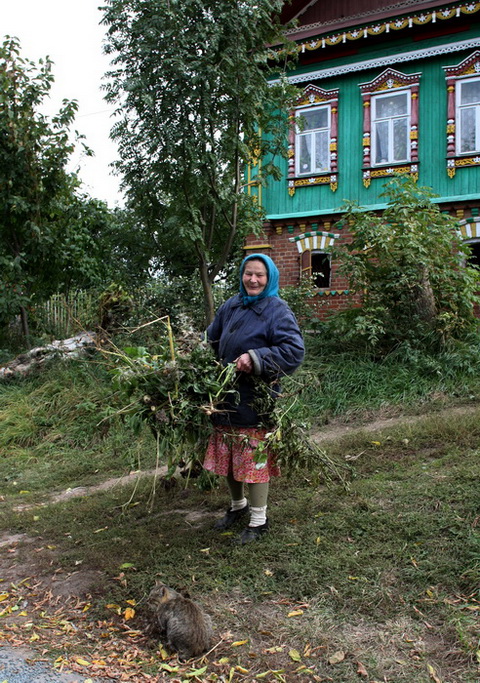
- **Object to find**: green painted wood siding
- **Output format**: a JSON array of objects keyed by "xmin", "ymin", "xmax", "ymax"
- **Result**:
[{"xmin": 261, "ymin": 39, "xmax": 480, "ymax": 220}]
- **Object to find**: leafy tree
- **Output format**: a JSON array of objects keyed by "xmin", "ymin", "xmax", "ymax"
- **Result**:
[
  {"xmin": 0, "ymin": 38, "xmax": 155, "ymax": 342},
  {"xmin": 0, "ymin": 37, "xmax": 92, "ymax": 339},
  {"xmin": 102, "ymin": 0, "xmax": 296, "ymax": 324},
  {"xmin": 332, "ymin": 176, "xmax": 480, "ymax": 353}
]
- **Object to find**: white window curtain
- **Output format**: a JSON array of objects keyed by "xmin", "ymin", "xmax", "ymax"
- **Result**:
[
  {"xmin": 458, "ymin": 78, "xmax": 480, "ymax": 154},
  {"xmin": 372, "ymin": 92, "xmax": 409, "ymax": 165},
  {"xmin": 295, "ymin": 106, "xmax": 330, "ymax": 175}
]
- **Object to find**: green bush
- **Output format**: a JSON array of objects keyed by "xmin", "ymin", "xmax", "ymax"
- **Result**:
[{"xmin": 331, "ymin": 176, "xmax": 480, "ymax": 354}]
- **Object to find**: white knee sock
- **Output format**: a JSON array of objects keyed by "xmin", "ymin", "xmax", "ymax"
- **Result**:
[
  {"xmin": 231, "ymin": 497, "xmax": 248, "ymax": 512},
  {"xmin": 249, "ymin": 505, "xmax": 267, "ymax": 527}
]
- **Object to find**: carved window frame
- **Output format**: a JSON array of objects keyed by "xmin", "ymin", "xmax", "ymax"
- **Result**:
[
  {"xmin": 443, "ymin": 51, "xmax": 480, "ymax": 177},
  {"xmin": 289, "ymin": 229, "xmax": 341, "ymax": 293},
  {"xmin": 359, "ymin": 68, "xmax": 421, "ymax": 188},
  {"xmin": 288, "ymin": 84, "xmax": 339, "ymax": 196}
]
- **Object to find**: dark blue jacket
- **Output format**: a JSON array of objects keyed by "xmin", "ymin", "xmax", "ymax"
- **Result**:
[{"xmin": 207, "ymin": 294, "xmax": 305, "ymax": 426}]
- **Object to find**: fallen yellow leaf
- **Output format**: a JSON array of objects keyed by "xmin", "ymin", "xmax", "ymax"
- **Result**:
[
  {"xmin": 75, "ymin": 657, "xmax": 91, "ymax": 667},
  {"xmin": 158, "ymin": 645, "xmax": 170, "ymax": 659},
  {"xmin": 185, "ymin": 666, "xmax": 208, "ymax": 678},
  {"xmin": 289, "ymin": 649, "xmax": 302, "ymax": 662},
  {"xmin": 236, "ymin": 665, "xmax": 249, "ymax": 674},
  {"xmin": 124, "ymin": 607, "xmax": 135, "ymax": 620},
  {"xmin": 287, "ymin": 610, "xmax": 303, "ymax": 617},
  {"xmin": 231, "ymin": 639, "xmax": 248, "ymax": 647}
]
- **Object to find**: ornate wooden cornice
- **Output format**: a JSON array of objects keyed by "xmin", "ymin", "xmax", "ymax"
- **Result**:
[{"xmin": 275, "ymin": 2, "xmax": 480, "ymax": 55}]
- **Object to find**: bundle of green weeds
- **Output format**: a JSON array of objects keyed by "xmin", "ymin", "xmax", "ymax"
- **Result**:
[
  {"xmin": 106, "ymin": 325, "xmax": 237, "ymax": 477},
  {"xmin": 106, "ymin": 320, "xmax": 349, "ymax": 488},
  {"xmin": 252, "ymin": 379, "xmax": 351, "ymax": 488}
]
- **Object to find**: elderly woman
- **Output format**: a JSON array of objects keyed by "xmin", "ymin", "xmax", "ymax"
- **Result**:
[{"xmin": 204, "ymin": 253, "xmax": 305, "ymax": 544}]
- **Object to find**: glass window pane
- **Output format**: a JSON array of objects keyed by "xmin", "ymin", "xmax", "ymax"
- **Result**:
[
  {"xmin": 299, "ymin": 135, "xmax": 312, "ymax": 173},
  {"xmin": 393, "ymin": 117, "xmax": 408, "ymax": 161},
  {"xmin": 460, "ymin": 80, "xmax": 480, "ymax": 105},
  {"xmin": 314, "ymin": 131, "xmax": 329, "ymax": 171},
  {"xmin": 374, "ymin": 120, "xmax": 389, "ymax": 164},
  {"xmin": 299, "ymin": 108, "xmax": 328, "ymax": 131},
  {"xmin": 460, "ymin": 107, "xmax": 476, "ymax": 153},
  {"xmin": 375, "ymin": 93, "xmax": 407, "ymax": 119}
]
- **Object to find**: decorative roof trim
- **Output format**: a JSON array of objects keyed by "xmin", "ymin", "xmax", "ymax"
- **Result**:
[
  {"xmin": 271, "ymin": 37, "xmax": 480, "ymax": 85},
  {"xmin": 285, "ymin": 1, "xmax": 446, "ymax": 36},
  {"xmin": 284, "ymin": 2, "xmax": 480, "ymax": 49}
]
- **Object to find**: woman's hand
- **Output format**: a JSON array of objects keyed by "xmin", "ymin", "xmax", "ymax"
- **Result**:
[{"xmin": 235, "ymin": 353, "xmax": 253, "ymax": 374}]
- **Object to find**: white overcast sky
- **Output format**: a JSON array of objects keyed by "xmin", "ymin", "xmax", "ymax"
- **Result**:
[{"xmin": 2, "ymin": 0, "xmax": 124, "ymax": 207}]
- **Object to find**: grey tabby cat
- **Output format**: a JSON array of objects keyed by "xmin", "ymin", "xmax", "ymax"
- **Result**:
[{"xmin": 146, "ymin": 582, "xmax": 213, "ymax": 660}]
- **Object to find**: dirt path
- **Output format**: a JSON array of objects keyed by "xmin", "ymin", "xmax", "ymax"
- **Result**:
[
  {"xmin": 10, "ymin": 402, "xmax": 480, "ymax": 514},
  {"xmin": 311, "ymin": 401, "xmax": 480, "ymax": 442}
]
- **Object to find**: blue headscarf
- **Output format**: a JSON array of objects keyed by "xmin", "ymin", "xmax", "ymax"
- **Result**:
[{"xmin": 239, "ymin": 253, "xmax": 280, "ymax": 306}]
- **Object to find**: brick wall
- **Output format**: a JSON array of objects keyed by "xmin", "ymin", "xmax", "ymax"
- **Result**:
[
  {"xmin": 244, "ymin": 216, "xmax": 360, "ymax": 318},
  {"xmin": 244, "ymin": 203, "xmax": 480, "ymax": 319}
]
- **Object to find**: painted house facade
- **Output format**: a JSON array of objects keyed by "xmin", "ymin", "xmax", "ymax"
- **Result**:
[{"xmin": 245, "ymin": 0, "xmax": 480, "ymax": 316}]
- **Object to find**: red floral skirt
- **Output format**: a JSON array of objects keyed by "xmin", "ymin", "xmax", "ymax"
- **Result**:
[{"xmin": 203, "ymin": 425, "xmax": 280, "ymax": 483}]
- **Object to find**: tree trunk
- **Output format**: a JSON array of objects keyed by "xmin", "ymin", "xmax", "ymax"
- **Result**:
[
  {"xmin": 19, "ymin": 305, "xmax": 31, "ymax": 348},
  {"xmin": 413, "ymin": 265, "xmax": 437, "ymax": 325},
  {"xmin": 198, "ymin": 262, "xmax": 215, "ymax": 326}
]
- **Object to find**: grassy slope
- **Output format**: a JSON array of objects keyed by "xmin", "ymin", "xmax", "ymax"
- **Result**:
[{"xmin": 0, "ymin": 350, "xmax": 479, "ymax": 682}]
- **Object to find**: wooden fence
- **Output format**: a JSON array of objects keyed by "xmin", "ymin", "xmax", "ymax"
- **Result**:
[{"xmin": 34, "ymin": 291, "xmax": 97, "ymax": 338}]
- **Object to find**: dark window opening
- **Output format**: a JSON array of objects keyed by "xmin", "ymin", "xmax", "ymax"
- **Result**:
[
  {"xmin": 311, "ymin": 252, "xmax": 331, "ymax": 288},
  {"xmin": 467, "ymin": 241, "xmax": 480, "ymax": 269}
]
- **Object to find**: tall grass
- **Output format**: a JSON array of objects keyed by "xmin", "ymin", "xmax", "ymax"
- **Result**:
[
  {"xmin": 0, "ymin": 359, "xmax": 156, "ymax": 496},
  {"xmin": 294, "ymin": 333, "xmax": 480, "ymax": 423}
]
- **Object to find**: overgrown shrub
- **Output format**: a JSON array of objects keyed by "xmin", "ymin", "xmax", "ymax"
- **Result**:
[{"xmin": 331, "ymin": 176, "xmax": 480, "ymax": 354}]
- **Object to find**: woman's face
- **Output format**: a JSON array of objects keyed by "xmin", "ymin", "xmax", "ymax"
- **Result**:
[{"xmin": 242, "ymin": 259, "xmax": 268, "ymax": 297}]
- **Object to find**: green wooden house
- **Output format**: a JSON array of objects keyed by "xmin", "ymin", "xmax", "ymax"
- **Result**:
[{"xmin": 245, "ymin": 0, "xmax": 480, "ymax": 315}]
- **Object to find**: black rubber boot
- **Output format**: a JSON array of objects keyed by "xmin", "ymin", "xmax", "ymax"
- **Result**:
[
  {"xmin": 236, "ymin": 519, "xmax": 269, "ymax": 544},
  {"xmin": 213, "ymin": 504, "xmax": 249, "ymax": 531}
]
